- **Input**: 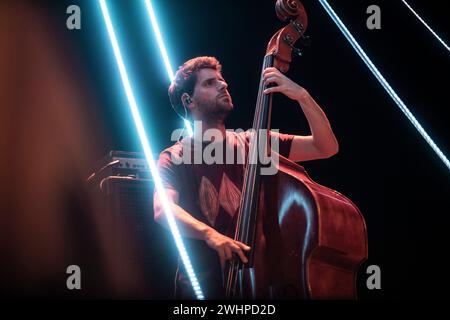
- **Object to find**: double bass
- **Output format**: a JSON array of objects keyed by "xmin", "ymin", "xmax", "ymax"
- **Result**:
[{"xmin": 225, "ymin": 0, "xmax": 368, "ymax": 299}]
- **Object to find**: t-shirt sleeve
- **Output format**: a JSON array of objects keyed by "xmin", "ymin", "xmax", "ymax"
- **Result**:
[
  {"xmin": 269, "ymin": 130, "xmax": 294, "ymax": 158},
  {"xmin": 156, "ymin": 150, "xmax": 181, "ymax": 192},
  {"xmin": 242, "ymin": 129, "xmax": 294, "ymax": 159}
]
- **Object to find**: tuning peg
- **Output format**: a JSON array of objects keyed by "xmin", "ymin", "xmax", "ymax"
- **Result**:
[
  {"xmin": 292, "ymin": 47, "xmax": 303, "ymax": 56},
  {"xmin": 300, "ymin": 34, "xmax": 311, "ymax": 47}
]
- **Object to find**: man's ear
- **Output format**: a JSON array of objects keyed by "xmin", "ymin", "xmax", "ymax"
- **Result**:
[{"xmin": 181, "ymin": 93, "xmax": 193, "ymax": 111}]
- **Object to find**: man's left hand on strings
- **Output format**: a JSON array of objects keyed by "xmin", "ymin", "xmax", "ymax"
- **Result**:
[{"xmin": 262, "ymin": 67, "xmax": 307, "ymax": 101}]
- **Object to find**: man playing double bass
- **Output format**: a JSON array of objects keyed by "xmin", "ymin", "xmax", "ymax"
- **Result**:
[{"xmin": 154, "ymin": 56, "xmax": 339, "ymax": 299}]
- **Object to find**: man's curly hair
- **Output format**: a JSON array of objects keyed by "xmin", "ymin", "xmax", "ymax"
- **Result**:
[{"xmin": 168, "ymin": 56, "xmax": 222, "ymax": 118}]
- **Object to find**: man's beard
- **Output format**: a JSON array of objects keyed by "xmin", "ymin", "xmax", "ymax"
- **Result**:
[{"xmin": 198, "ymin": 97, "xmax": 233, "ymax": 123}]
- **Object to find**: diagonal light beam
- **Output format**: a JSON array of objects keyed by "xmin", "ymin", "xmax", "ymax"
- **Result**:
[
  {"xmin": 318, "ymin": 0, "xmax": 450, "ymax": 171},
  {"xmin": 142, "ymin": 0, "xmax": 202, "ymax": 297},
  {"xmin": 144, "ymin": 0, "xmax": 175, "ymax": 81},
  {"xmin": 401, "ymin": 0, "xmax": 449, "ymax": 52},
  {"xmin": 144, "ymin": 0, "xmax": 194, "ymax": 137},
  {"xmin": 99, "ymin": 0, "xmax": 204, "ymax": 299}
]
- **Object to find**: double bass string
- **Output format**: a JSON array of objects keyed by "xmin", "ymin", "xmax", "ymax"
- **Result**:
[{"xmin": 226, "ymin": 54, "xmax": 273, "ymax": 298}]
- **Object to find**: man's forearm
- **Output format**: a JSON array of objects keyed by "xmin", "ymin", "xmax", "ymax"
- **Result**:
[
  {"xmin": 296, "ymin": 89, "xmax": 339, "ymax": 154},
  {"xmin": 156, "ymin": 203, "xmax": 214, "ymax": 241}
]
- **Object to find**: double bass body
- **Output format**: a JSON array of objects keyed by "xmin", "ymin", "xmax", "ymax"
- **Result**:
[{"xmin": 250, "ymin": 155, "xmax": 368, "ymax": 299}]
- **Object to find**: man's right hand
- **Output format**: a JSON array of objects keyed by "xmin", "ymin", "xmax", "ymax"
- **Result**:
[{"xmin": 204, "ymin": 228, "xmax": 251, "ymax": 271}]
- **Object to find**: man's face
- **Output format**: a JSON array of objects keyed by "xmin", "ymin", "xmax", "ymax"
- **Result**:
[{"xmin": 191, "ymin": 68, "xmax": 233, "ymax": 121}]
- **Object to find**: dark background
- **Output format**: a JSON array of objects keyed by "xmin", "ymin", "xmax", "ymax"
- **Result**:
[{"xmin": 4, "ymin": 0, "xmax": 449, "ymax": 299}]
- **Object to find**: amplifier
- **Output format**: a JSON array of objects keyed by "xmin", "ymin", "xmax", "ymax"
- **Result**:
[
  {"xmin": 87, "ymin": 151, "xmax": 154, "ymax": 184},
  {"xmin": 89, "ymin": 151, "xmax": 176, "ymax": 299}
]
